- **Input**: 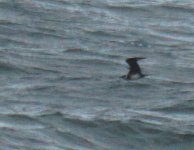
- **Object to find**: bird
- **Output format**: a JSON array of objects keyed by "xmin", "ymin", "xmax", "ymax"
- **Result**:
[{"xmin": 124, "ymin": 57, "xmax": 145, "ymax": 80}]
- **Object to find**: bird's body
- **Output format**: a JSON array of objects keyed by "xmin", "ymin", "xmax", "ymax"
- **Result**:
[{"xmin": 125, "ymin": 57, "xmax": 145, "ymax": 80}]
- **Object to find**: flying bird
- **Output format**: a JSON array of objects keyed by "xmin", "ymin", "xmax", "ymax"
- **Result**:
[{"xmin": 125, "ymin": 57, "xmax": 145, "ymax": 80}]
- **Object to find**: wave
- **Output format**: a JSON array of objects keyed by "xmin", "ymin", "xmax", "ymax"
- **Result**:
[
  {"xmin": 64, "ymin": 48, "xmax": 123, "ymax": 62},
  {"xmin": 36, "ymin": 111, "xmax": 194, "ymax": 148},
  {"xmin": 83, "ymin": 28, "xmax": 125, "ymax": 38},
  {"xmin": 105, "ymin": 1, "xmax": 194, "ymax": 11},
  {"xmin": 0, "ymin": 114, "xmax": 44, "ymax": 130},
  {"xmin": 0, "ymin": 61, "xmax": 30, "ymax": 73},
  {"xmin": 160, "ymin": 2, "xmax": 194, "ymax": 13},
  {"xmin": 153, "ymin": 99, "xmax": 194, "ymax": 113},
  {"xmin": 3, "ymin": 109, "xmax": 192, "ymax": 148},
  {"xmin": 1, "ymin": 109, "xmax": 194, "ymax": 149}
]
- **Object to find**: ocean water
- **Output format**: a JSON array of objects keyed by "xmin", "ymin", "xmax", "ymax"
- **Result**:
[{"xmin": 0, "ymin": 0, "xmax": 194, "ymax": 149}]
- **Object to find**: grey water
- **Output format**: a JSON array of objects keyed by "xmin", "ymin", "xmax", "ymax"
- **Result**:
[{"xmin": 0, "ymin": 0, "xmax": 194, "ymax": 149}]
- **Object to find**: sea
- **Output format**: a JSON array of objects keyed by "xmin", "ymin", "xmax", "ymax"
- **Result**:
[{"xmin": 0, "ymin": 0, "xmax": 194, "ymax": 150}]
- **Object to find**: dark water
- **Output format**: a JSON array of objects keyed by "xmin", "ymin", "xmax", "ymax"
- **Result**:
[{"xmin": 1, "ymin": 0, "xmax": 194, "ymax": 149}]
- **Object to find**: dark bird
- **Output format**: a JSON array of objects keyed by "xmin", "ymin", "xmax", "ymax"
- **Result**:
[{"xmin": 125, "ymin": 57, "xmax": 145, "ymax": 80}]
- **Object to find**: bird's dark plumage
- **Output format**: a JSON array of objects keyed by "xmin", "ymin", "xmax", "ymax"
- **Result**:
[{"xmin": 125, "ymin": 57, "xmax": 145, "ymax": 80}]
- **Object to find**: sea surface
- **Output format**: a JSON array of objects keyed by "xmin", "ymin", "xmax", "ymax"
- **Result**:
[{"xmin": 0, "ymin": 0, "xmax": 194, "ymax": 150}]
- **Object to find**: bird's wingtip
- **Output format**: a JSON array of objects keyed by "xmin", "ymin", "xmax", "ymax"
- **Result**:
[{"xmin": 126, "ymin": 57, "xmax": 145, "ymax": 63}]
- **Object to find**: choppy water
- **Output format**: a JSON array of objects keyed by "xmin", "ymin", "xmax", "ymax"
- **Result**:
[{"xmin": 1, "ymin": 0, "xmax": 194, "ymax": 149}]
